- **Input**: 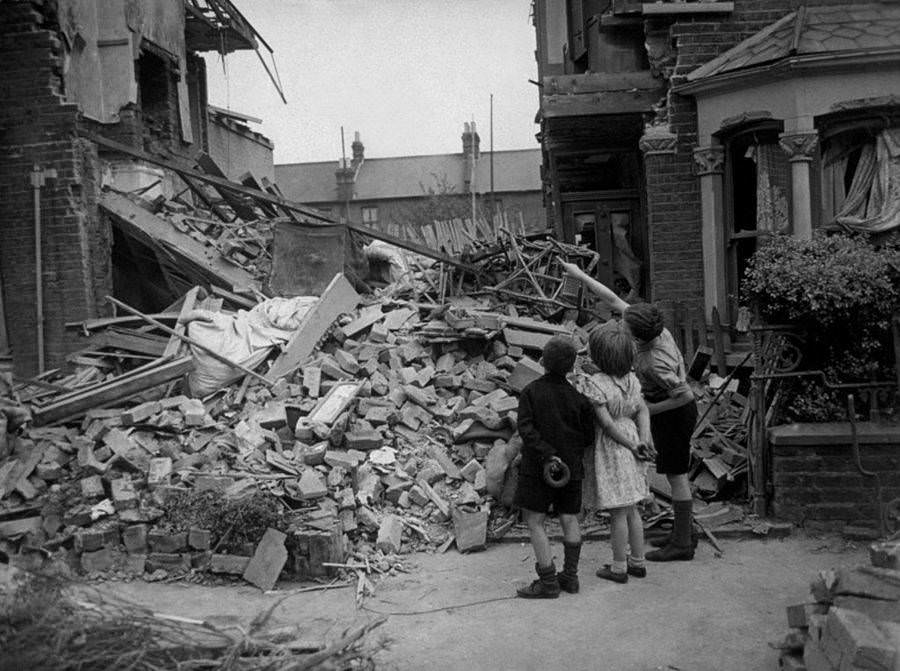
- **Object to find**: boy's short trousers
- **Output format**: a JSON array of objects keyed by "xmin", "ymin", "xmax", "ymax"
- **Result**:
[
  {"xmin": 514, "ymin": 473, "xmax": 582, "ymax": 515},
  {"xmin": 651, "ymin": 400, "xmax": 698, "ymax": 475}
]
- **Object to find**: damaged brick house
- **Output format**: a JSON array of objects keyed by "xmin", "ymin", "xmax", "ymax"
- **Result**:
[
  {"xmin": 533, "ymin": 0, "xmax": 900, "ymax": 318},
  {"xmin": 534, "ymin": 0, "xmax": 900, "ymax": 525},
  {"xmin": 0, "ymin": 0, "xmax": 274, "ymax": 377}
]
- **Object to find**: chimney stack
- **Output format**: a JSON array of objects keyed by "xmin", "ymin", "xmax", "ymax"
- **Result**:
[{"xmin": 351, "ymin": 131, "xmax": 364, "ymax": 168}]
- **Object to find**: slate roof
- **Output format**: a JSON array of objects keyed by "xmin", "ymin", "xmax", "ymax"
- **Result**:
[
  {"xmin": 275, "ymin": 149, "xmax": 541, "ymax": 204},
  {"xmin": 687, "ymin": 2, "xmax": 900, "ymax": 83}
]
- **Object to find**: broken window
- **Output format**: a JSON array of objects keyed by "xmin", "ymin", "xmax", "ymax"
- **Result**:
[
  {"xmin": 724, "ymin": 125, "xmax": 791, "ymax": 318},
  {"xmin": 361, "ymin": 206, "xmax": 379, "ymax": 224},
  {"xmin": 136, "ymin": 44, "xmax": 179, "ymax": 146},
  {"xmin": 822, "ymin": 122, "xmax": 900, "ymax": 234}
]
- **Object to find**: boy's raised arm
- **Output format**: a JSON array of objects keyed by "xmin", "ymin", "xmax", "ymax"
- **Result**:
[{"xmin": 560, "ymin": 261, "xmax": 629, "ymax": 314}]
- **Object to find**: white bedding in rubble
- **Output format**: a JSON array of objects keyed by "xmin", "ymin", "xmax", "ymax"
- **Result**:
[{"xmin": 185, "ymin": 296, "xmax": 318, "ymax": 396}]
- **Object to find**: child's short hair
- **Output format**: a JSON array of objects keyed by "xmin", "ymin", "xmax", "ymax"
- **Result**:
[
  {"xmin": 623, "ymin": 303, "xmax": 664, "ymax": 343},
  {"xmin": 541, "ymin": 335, "xmax": 577, "ymax": 375},
  {"xmin": 588, "ymin": 321, "xmax": 634, "ymax": 377}
]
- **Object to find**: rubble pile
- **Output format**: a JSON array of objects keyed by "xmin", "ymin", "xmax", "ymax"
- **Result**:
[
  {"xmin": 0, "ymin": 206, "xmax": 766, "ymax": 590},
  {"xmin": 773, "ymin": 538, "xmax": 900, "ymax": 670},
  {"xmin": 0, "ymin": 270, "xmax": 587, "ymax": 587}
]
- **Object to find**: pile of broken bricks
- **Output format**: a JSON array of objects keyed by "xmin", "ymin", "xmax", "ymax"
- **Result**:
[
  {"xmin": 0, "ymin": 264, "xmax": 779, "ymax": 593},
  {"xmin": 0, "ymin": 274, "xmax": 578, "ymax": 591},
  {"xmin": 773, "ymin": 537, "xmax": 900, "ymax": 670}
]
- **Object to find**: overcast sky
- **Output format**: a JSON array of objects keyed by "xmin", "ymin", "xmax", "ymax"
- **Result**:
[{"xmin": 203, "ymin": 0, "xmax": 539, "ymax": 165}]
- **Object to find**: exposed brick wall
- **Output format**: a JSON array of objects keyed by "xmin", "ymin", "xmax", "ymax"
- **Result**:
[
  {"xmin": 771, "ymin": 426, "xmax": 900, "ymax": 530},
  {"xmin": 0, "ymin": 1, "xmax": 110, "ymax": 377},
  {"xmin": 643, "ymin": 141, "xmax": 703, "ymax": 305},
  {"xmin": 643, "ymin": 0, "xmax": 810, "ymax": 309}
]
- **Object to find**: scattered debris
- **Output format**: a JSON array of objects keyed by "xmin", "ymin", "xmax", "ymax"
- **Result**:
[
  {"xmin": 772, "ymin": 538, "xmax": 900, "ymax": 670},
  {"xmin": 0, "ymin": 181, "xmax": 773, "ymax": 595},
  {"xmin": 0, "ymin": 564, "xmax": 385, "ymax": 670}
]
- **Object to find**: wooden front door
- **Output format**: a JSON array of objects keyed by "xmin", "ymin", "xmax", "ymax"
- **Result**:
[{"xmin": 563, "ymin": 197, "xmax": 644, "ymax": 299}]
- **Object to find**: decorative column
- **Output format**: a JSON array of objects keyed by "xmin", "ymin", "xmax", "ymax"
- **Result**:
[
  {"xmin": 779, "ymin": 130, "xmax": 819, "ymax": 240},
  {"xmin": 693, "ymin": 145, "xmax": 726, "ymax": 321}
]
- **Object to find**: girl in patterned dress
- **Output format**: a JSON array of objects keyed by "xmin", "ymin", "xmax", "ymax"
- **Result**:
[{"xmin": 580, "ymin": 322, "xmax": 655, "ymax": 583}]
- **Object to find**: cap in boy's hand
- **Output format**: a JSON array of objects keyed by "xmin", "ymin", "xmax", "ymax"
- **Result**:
[{"xmin": 543, "ymin": 456, "xmax": 571, "ymax": 488}]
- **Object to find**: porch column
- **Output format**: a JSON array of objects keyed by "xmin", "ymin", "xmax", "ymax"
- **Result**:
[
  {"xmin": 779, "ymin": 130, "xmax": 819, "ymax": 240},
  {"xmin": 693, "ymin": 144, "xmax": 726, "ymax": 321}
]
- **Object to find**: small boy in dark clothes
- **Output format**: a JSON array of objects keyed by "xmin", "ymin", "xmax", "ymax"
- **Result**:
[{"xmin": 514, "ymin": 335, "xmax": 596, "ymax": 598}]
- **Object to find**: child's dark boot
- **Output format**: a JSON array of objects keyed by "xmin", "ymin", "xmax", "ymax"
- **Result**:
[
  {"xmin": 516, "ymin": 562, "xmax": 561, "ymax": 599},
  {"xmin": 557, "ymin": 541, "xmax": 582, "ymax": 593},
  {"xmin": 647, "ymin": 500, "xmax": 695, "ymax": 562}
]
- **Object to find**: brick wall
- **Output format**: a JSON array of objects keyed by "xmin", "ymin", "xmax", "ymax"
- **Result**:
[
  {"xmin": 770, "ymin": 424, "xmax": 900, "ymax": 530},
  {"xmin": 0, "ymin": 1, "xmax": 110, "ymax": 377},
  {"xmin": 643, "ymin": 0, "xmax": 808, "ymax": 308}
]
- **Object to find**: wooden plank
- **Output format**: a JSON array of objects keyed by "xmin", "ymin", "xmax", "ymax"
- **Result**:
[
  {"xmin": 100, "ymin": 191, "xmax": 257, "ymax": 292},
  {"xmin": 89, "ymin": 329, "xmax": 168, "ymax": 357},
  {"xmin": 89, "ymin": 133, "xmax": 332, "ymax": 223},
  {"xmin": 711, "ymin": 306, "xmax": 728, "ymax": 377},
  {"xmin": 341, "ymin": 307, "xmax": 384, "ymax": 338},
  {"xmin": 106, "ymin": 295, "xmax": 273, "ymax": 387},
  {"xmin": 65, "ymin": 312, "xmax": 181, "ymax": 331},
  {"xmin": 500, "ymin": 316, "xmax": 573, "ymax": 335},
  {"xmin": 164, "ymin": 286, "xmax": 201, "ymax": 359},
  {"xmin": 32, "ymin": 356, "xmax": 194, "ymax": 426},
  {"xmin": 196, "ymin": 153, "xmax": 258, "ymax": 221},
  {"xmin": 210, "ymin": 285, "xmax": 257, "ymax": 310},
  {"xmin": 266, "ymin": 273, "xmax": 361, "ymax": 382}
]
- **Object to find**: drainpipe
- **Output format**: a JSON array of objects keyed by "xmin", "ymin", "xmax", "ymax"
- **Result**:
[{"xmin": 30, "ymin": 165, "xmax": 56, "ymax": 373}]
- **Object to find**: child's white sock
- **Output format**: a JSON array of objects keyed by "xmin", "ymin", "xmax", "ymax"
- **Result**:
[
  {"xmin": 612, "ymin": 560, "xmax": 627, "ymax": 574},
  {"xmin": 628, "ymin": 556, "xmax": 645, "ymax": 567}
]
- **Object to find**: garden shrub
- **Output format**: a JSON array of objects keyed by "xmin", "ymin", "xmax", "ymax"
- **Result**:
[{"xmin": 743, "ymin": 234, "xmax": 900, "ymax": 422}]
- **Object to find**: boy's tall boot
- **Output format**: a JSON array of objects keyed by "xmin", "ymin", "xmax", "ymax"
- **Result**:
[
  {"xmin": 646, "ymin": 500, "xmax": 695, "ymax": 562},
  {"xmin": 516, "ymin": 562, "xmax": 561, "ymax": 599},
  {"xmin": 557, "ymin": 541, "xmax": 582, "ymax": 594}
]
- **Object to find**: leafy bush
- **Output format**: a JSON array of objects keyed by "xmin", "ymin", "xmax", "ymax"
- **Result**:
[{"xmin": 743, "ymin": 234, "xmax": 900, "ymax": 421}]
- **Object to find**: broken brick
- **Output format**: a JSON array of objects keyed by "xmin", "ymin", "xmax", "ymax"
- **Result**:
[
  {"xmin": 211, "ymin": 554, "xmax": 251, "ymax": 575},
  {"xmin": 122, "ymin": 524, "xmax": 148, "ymax": 554},
  {"xmin": 376, "ymin": 514, "xmax": 404, "ymax": 554},
  {"xmin": 344, "ymin": 430, "xmax": 382, "ymax": 452},
  {"xmin": 243, "ymin": 528, "xmax": 288, "ymax": 591}
]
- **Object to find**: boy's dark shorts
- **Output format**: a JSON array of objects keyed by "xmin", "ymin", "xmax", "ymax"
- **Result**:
[
  {"xmin": 514, "ymin": 473, "xmax": 582, "ymax": 515},
  {"xmin": 651, "ymin": 400, "xmax": 698, "ymax": 475}
]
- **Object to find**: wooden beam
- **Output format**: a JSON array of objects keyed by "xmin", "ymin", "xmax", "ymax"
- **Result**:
[
  {"xmin": 89, "ymin": 133, "xmax": 480, "ymax": 272},
  {"xmin": 65, "ymin": 312, "xmax": 181, "ymax": 331},
  {"xmin": 105, "ymin": 295, "xmax": 273, "ymax": 387},
  {"xmin": 345, "ymin": 223, "xmax": 479, "ymax": 273},
  {"xmin": 164, "ymin": 286, "xmax": 201, "ymax": 359},
  {"xmin": 100, "ymin": 190, "xmax": 257, "ymax": 292},
  {"xmin": 265, "ymin": 273, "xmax": 360, "ymax": 382},
  {"xmin": 89, "ymin": 133, "xmax": 332, "ymax": 223},
  {"xmin": 32, "ymin": 356, "xmax": 194, "ymax": 426}
]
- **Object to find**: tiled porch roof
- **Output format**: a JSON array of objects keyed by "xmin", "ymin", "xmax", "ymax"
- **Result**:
[{"xmin": 687, "ymin": 3, "xmax": 900, "ymax": 83}]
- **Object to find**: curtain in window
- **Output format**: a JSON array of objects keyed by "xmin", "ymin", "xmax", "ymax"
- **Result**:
[
  {"xmin": 749, "ymin": 143, "xmax": 790, "ymax": 233},
  {"xmin": 835, "ymin": 128, "xmax": 900, "ymax": 233}
]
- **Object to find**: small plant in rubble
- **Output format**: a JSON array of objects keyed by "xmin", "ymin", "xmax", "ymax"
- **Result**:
[{"xmin": 160, "ymin": 489, "xmax": 286, "ymax": 553}]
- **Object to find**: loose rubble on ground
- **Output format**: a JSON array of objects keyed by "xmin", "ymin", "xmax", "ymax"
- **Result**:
[
  {"xmin": 0, "ymin": 186, "xmax": 781, "ymax": 601},
  {"xmin": 773, "ymin": 538, "xmax": 900, "ymax": 671}
]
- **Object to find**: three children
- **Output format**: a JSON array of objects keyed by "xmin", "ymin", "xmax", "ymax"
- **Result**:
[{"xmin": 514, "ymin": 264, "xmax": 698, "ymax": 596}]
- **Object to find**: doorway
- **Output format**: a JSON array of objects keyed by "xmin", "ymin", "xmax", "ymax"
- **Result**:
[{"xmin": 564, "ymin": 196, "xmax": 644, "ymax": 300}]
